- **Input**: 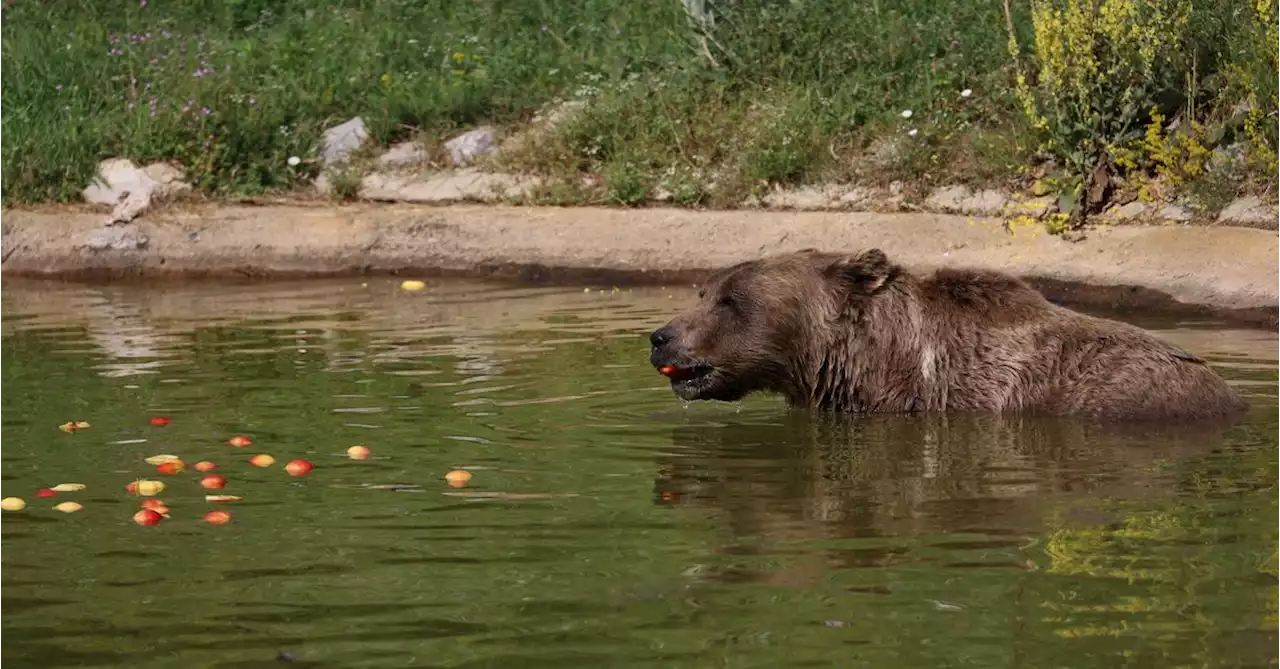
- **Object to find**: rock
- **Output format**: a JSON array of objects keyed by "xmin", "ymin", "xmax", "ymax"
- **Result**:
[
  {"xmin": 925, "ymin": 185, "xmax": 1011, "ymax": 216},
  {"xmin": 109, "ymin": 190, "xmax": 153, "ymax": 226},
  {"xmin": 1158, "ymin": 204, "xmax": 1193, "ymax": 223},
  {"xmin": 360, "ymin": 169, "xmax": 537, "ymax": 203},
  {"xmin": 321, "ymin": 117, "xmax": 368, "ymax": 166},
  {"xmin": 444, "ymin": 126, "xmax": 499, "ymax": 167},
  {"xmin": 379, "ymin": 141, "xmax": 427, "ymax": 170},
  {"xmin": 1003, "ymin": 196, "xmax": 1056, "ymax": 219},
  {"xmin": 85, "ymin": 227, "xmax": 149, "ymax": 251},
  {"xmin": 82, "ymin": 158, "xmax": 147, "ymax": 206},
  {"xmin": 762, "ymin": 186, "xmax": 834, "ymax": 210},
  {"xmin": 1106, "ymin": 201, "xmax": 1153, "ymax": 221},
  {"xmin": 81, "ymin": 158, "xmax": 191, "ymax": 226},
  {"xmin": 141, "ymin": 162, "xmax": 190, "ymax": 197},
  {"xmin": 1218, "ymin": 196, "xmax": 1277, "ymax": 228},
  {"xmin": 837, "ymin": 188, "xmax": 874, "ymax": 208}
]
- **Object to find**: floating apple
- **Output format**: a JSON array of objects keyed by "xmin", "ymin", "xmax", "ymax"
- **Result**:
[
  {"xmin": 54, "ymin": 501, "xmax": 83, "ymax": 513},
  {"xmin": 149, "ymin": 416, "xmax": 172, "ymax": 427},
  {"xmin": 346, "ymin": 445, "xmax": 372, "ymax": 460},
  {"xmin": 193, "ymin": 461, "xmax": 218, "ymax": 472},
  {"xmin": 134, "ymin": 480, "xmax": 166, "ymax": 496},
  {"xmin": 1, "ymin": 497, "xmax": 26, "ymax": 511},
  {"xmin": 156, "ymin": 460, "xmax": 186, "ymax": 475},
  {"xmin": 51, "ymin": 483, "xmax": 87, "ymax": 492},
  {"xmin": 248, "ymin": 454, "xmax": 275, "ymax": 468},
  {"xmin": 204, "ymin": 510, "xmax": 232, "ymax": 525},
  {"xmin": 139, "ymin": 498, "xmax": 167, "ymax": 511},
  {"xmin": 205, "ymin": 495, "xmax": 242, "ymax": 503},
  {"xmin": 199, "ymin": 475, "xmax": 227, "ymax": 490},
  {"xmin": 284, "ymin": 459, "xmax": 313, "ymax": 477},
  {"xmin": 35, "ymin": 488, "xmax": 57, "ymax": 499},
  {"xmin": 445, "ymin": 470, "xmax": 472, "ymax": 488},
  {"xmin": 133, "ymin": 509, "xmax": 164, "ymax": 526},
  {"xmin": 228, "ymin": 435, "xmax": 253, "ymax": 448}
]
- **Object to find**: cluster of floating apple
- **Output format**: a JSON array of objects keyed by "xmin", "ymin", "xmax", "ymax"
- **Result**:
[
  {"xmin": 124, "ymin": 431, "xmax": 338, "ymax": 526},
  {"xmin": 3, "ymin": 418, "xmax": 477, "ymax": 524}
]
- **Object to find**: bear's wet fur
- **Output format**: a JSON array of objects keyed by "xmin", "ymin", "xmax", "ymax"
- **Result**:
[{"xmin": 648, "ymin": 248, "xmax": 1249, "ymax": 422}]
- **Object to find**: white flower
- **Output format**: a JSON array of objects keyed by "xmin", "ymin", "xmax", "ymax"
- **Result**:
[
  {"xmin": 907, "ymin": 128, "xmax": 919, "ymax": 137},
  {"xmin": 287, "ymin": 156, "xmax": 301, "ymax": 167},
  {"xmin": 900, "ymin": 109, "xmax": 913, "ymax": 119},
  {"xmin": 960, "ymin": 88, "xmax": 973, "ymax": 98}
]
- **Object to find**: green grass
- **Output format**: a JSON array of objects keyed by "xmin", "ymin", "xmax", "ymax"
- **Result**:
[{"xmin": 2, "ymin": 0, "xmax": 1275, "ymax": 212}]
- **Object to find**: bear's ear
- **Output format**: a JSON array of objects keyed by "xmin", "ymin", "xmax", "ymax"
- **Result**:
[{"xmin": 824, "ymin": 248, "xmax": 892, "ymax": 296}]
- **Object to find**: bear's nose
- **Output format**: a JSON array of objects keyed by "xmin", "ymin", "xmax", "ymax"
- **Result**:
[{"xmin": 649, "ymin": 327, "xmax": 674, "ymax": 348}]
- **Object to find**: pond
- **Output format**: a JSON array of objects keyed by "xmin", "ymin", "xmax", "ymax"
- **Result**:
[{"xmin": 2, "ymin": 277, "xmax": 1276, "ymax": 669}]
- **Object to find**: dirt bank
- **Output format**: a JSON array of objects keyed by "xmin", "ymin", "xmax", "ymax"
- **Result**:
[{"xmin": 2, "ymin": 203, "xmax": 1276, "ymax": 327}]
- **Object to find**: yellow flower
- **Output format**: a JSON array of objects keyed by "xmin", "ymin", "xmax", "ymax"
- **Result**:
[
  {"xmin": 452, "ymin": 52, "xmax": 465, "ymax": 63},
  {"xmin": 380, "ymin": 72, "xmax": 392, "ymax": 87}
]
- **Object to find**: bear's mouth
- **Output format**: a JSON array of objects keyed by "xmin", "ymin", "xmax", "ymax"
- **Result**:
[{"xmin": 655, "ymin": 363, "xmax": 718, "ymax": 399}]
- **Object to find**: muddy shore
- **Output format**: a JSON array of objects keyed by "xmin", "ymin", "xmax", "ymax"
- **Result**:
[{"xmin": 2, "ymin": 203, "xmax": 1276, "ymax": 328}]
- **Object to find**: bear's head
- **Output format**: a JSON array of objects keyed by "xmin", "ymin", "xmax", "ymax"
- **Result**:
[{"xmin": 648, "ymin": 248, "xmax": 895, "ymax": 402}]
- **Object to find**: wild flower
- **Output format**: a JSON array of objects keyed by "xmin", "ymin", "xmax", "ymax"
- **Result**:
[
  {"xmin": 901, "ymin": 109, "xmax": 913, "ymax": 119},
  {"xmin": 960, "ymin": 88, "xmax": 973, "ymax": 98},
  {"xmin": 287, "ymin": 156, "xmax": 301, "ymax": 166}
]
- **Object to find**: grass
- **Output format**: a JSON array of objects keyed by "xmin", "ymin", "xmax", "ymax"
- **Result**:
[{"xmin": 2, "ymin": 0, "xmax": 1276, "ymax": 216}]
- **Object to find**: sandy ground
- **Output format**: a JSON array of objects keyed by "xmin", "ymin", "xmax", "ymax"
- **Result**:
[{"xmin": 2, "ymin": 202, "xmax": 1276, "ymax": 327}]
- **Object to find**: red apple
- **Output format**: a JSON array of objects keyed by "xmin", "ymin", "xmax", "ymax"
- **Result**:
[
  {"xmin": 133, "ymin": 509, "xmax": 164, "ymax": 526},
  {"xmin": 284, "ymin": 459, "xmax": 313, "ymax": 477},
  {"xmin": 204, "ymin": 510, "xmax": 232, "ymax": 525},
  {"xmin": 149, "ymin": 416, "xmax": 172, "ymax": 427},
  {"xmin": 200, "ymin": 475, "xmax": 227, "ymax": 490}
]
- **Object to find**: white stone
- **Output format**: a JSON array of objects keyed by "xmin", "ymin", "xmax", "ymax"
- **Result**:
[
  {"xmin": 444, "ymin": 126, "xmax": 499, "ymax": 167},
  {"xmin": 81, "ymin": 158, "xmax": 191, "ymax": 226},
  {"xmin": 379, "ymin": 141, "xmax": 427, "ymax": 170},
  {"xmin": 926, "ymin": 185, "xmax": 1011, "ymax": 216},
  {"xmin": 360, "ymin": 169, "xmax": 537, "ymax": 203},
  {"xmin": 1218, "ymin": 195, "xmax": 1277, "ymax": 227},
  {"xmin": 321, "ymin": 117, "xmax": 368, "ymax": 166}
]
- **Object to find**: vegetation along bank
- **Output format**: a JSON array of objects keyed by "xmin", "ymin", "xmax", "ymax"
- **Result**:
[{"xmin": 3, "ymin": 0, "xmax": 1277, "ymax": 231}]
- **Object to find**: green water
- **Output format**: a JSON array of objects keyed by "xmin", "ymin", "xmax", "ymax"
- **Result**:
[{"xmin": 2, "ymin": 278, "xmax": 1277, "ymax": 669}]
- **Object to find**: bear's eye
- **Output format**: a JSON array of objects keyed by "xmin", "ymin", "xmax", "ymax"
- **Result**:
[
  {"xmin": 717, "ymin": 294, "xmax": 736, "ymax": 309},
  {"xmin": 697, "ymin": 289, "xmax": 706, "ymax": 299}
]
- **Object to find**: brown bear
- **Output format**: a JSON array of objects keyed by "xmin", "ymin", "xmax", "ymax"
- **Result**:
[{"xmin": 647, "ymin": 248, "xmax": 1249, "ymax": 422}]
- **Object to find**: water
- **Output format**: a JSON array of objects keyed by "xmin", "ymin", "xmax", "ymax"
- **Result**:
[{"xmin": 2, "ymin": 277, "xmax": 1276, "ymax": 669}]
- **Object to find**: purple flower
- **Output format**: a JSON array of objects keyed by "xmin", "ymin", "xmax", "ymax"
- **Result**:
[
  {"xmin": 139, "ymin": 0, "xmax": 147, "ymax": 7},
  {"xmin": 248, "ymin": 97, "xmax": 256, "ymax": 106},
  {"xmin": 201, "ymin": 107, "xmax": 212, "ymax": 116},
  {"xmin": 109, "ymin": 48, "xmax": 123, "ymax": 56}
]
